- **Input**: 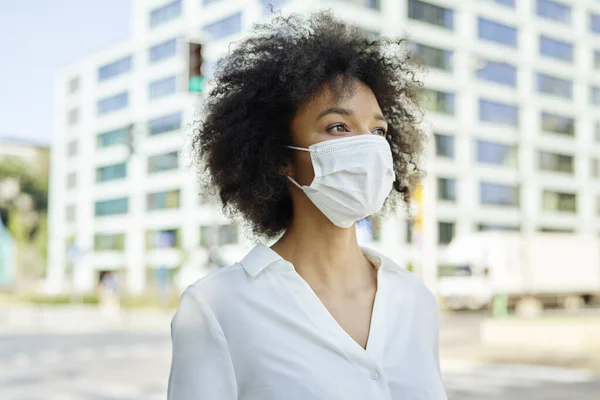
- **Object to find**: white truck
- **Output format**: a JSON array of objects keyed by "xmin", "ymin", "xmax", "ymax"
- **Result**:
[{"xmin": 439, "ymin": 232, "xmax": 600, "ymax": 311}]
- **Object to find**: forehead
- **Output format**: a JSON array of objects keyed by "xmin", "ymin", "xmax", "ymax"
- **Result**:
[{"xmin": 297, "ymin": 78, "xmax": 381, "ymax": 117}]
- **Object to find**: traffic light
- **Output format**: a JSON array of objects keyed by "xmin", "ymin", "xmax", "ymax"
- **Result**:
[{"xmin": 188, "ymin": 42, "xmax": 205, "ymax": 93}]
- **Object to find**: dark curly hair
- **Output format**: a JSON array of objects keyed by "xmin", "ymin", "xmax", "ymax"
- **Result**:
[{"xmin": 191, "ymin": 11, "xmax": 424, "ymax": 238}]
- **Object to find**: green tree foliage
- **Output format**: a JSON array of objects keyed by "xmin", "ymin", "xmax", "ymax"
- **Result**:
[
  {"xmin": 0, "ymin": 156, "xmax": 49, "ymax": 280},
  {"xmin": 0, "ymin": 157, "xmax": 48, "ymax": 211}
]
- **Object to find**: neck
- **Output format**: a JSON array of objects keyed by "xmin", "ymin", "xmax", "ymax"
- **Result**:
[{"xmin": 272, "ymin": 209, "xmax": 374, "ymax": 294}]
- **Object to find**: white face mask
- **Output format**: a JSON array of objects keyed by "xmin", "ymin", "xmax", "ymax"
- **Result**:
[{"xmin": 287, "ymin": 135, "xmax": 395, "ymax": 228}]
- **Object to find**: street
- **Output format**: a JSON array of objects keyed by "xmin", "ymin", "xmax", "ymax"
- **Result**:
[
  {"xmin": 0, "ymin": 327, "xmax": 599, "ymax": 399},
  {"xmin": 0, "ymin": 332, "xmax": 170, "ymax": 399}
]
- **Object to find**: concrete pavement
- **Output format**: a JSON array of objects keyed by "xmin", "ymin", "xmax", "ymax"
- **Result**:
[
  {"xmin": 2, "ymin": 306, "xmax": 600, "ymax": 399},
  {"xmin": 0, "ymin": 304, "xmax": 172, "ymax": 334},
  {"xmin": 1, "ymin": 331, "xmax": 598, "ymax": 399}
]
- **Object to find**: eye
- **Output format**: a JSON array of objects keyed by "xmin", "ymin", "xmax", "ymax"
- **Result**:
[
  {"xmin": 372, "ymin": 127, "xmax": 387, "ymax": 136},
  {"xmin": 326, "ymin": 123, "xmax": 350, "ymax": 133}
]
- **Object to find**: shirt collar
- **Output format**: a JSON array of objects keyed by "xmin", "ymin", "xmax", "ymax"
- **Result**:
[
  {"xmin": 361, "ymin": 246, "xmax": 401, "ymax": 272},
  {"xmin": 240, "ymin": 243, "xmax": 284, "ymax": 278},
  {"xmin": 240, "ymin": 243, "xmax": 401, "ymax": 278}
]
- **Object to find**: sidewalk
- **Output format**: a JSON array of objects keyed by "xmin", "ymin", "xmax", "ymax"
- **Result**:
[
  {"xmin": 3, "ymin": 305, "xmax": 599, "ymax": 377},
  {"xmin": 0, "ymin": 304, "xmax": 173, "ymax": 334},
  {"xmin": 440, "ymin": 341, "xmax": 600, "ymax": 376},
  {"xmin": 440, "ymin": 316, "xmax": 600, "ymax": 377}
]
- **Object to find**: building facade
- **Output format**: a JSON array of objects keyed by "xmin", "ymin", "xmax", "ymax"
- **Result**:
[{"xmin": 48, "ymin": 0, "xmax": 600, "ymax": 294}]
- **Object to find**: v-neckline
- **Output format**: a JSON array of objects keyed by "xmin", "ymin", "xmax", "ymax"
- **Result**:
[{"xmin": 279, "ymin": 254, "xmax": 388, "ymax": 363}]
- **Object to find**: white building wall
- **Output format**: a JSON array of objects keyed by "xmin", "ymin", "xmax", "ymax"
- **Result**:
[{"xmin": 48, "ymin": 0, "xmax": 600, "ymax": 294}]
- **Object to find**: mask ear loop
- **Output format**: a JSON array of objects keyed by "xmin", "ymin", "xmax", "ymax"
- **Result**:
[
  {"xmin": 286, "ymin": 145, "xmax": 311, "ymax": 152},
  {"xmin": 285, "ymin": 145, "xmax": 311, "ymax": 189},
  {"xmin": 286, "ymin": 175, "xmax": 303, "ymax": 189}
]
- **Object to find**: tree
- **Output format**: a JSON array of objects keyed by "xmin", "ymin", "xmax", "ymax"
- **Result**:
[{"xmin": 0, "ymin": 156, "xmax": 49, "ymax": 283}]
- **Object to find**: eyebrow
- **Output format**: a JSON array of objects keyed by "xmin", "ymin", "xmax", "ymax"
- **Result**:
[{"xmin": 316, "ymin": 107, "xmax": 387, "ymax": 122}]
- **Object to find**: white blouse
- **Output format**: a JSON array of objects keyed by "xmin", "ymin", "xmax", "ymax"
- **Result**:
[{"xmin": 168, "ymin": 244, "xmax": 447, "ymax": 400}]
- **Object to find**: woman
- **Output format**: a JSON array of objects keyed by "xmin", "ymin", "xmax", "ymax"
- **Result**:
[{"xmin": 168, "ymin": 11, "xmax": 446, "ymax": 400}]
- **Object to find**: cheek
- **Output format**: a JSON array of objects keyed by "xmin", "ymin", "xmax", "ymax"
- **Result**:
[{"xmin": 292, "ymin": 153, "xmax": 316, "ymax": 186}]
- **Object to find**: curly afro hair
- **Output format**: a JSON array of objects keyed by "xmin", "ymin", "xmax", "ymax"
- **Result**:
[{"xmin": 192, "ymin": 11, "xmax": 424, "ymax": 238}]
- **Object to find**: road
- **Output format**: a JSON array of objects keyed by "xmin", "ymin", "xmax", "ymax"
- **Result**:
[{"xmin": 0, "ymin": 316, "xmax": 598, "ymax": 399}]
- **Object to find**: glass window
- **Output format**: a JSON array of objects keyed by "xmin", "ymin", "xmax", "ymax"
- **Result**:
[
  {"xmin": 592, "ymin": 86, "xmax": 600, "ymax": 105},
  {"xmin": 149, "ymin": 38, "xmax": 178, "ymax": 63},
  {"xmin": 148, "ymin": 112, "xmax": 182, "ymax": 136},
  {"xmin": 98, "ymin": 56, "xmax": 132, "ymax": 81},
  {"xmin": 199, "ymin": 191, "xmax": 218, "ymax": 205},
  {"xmin": 96, "ymin": 162, "xmax": 127, "ymax": 182},
  {"xmin": 536, "ymin": 0, "xmax": 571, "ymax": 24},
  {"xmin": 150, "ymin": 0, "xmax": 181, "ymax": 28},
  {"xmin": 481, "ymin": 0, "xmax": 515, "ymax": 7},
  {"xmin": 68, "ymin": 140, "xmax": 78, "ymax": 157},
  {"xmin": 405, "ymin": 221, "xmax": 413, "ymax": 243},
  {"xmin": 146, "ymin": 228, "xmax": 179, "ymax": 249},
  {"xmin": 95, "ymin": 197, "xmax": 128, "ymax": 216},
  {"xmin": 437, "ymin": 178, "xmax": 456, "ymax": 201},
  {"xmin": 66, "ymin": 205, "xmax": 76, "ymax": 222},
  {"xmin": 200, "ymin": 226, "xmax": 213, "ymax": 247},
  {"xmin": 478, "ymin": 224, "xmax": 519, "ymax": 231},
  {"xmin": 147, "ymin": 189, "xmax": 180, "ymax": 210},
  {"xmin": 590, "ymin": 13, "xmax": 600, "ymax": 34},
  {"xmin": 539, "ymin": 227, "xmax": 574, "ymax": 233},
  {"xmin": 476, "ymin": 60, "xmax": 517, "ymax": 86},
  {"xmin": 67, "ymin": 108, "xmax": 79, "ymax": 126},
  {"xmin": 94, "ymin": 233, "xmax": 125, "ymax": 251},
  {"xmin": 148, "ymin": 151, "xmax": 179, "ymax": 173},
  {"xmin": 97, "ymin": 92, "xmax": 128, "ymax": 115},
  {"xmin": 594, "ymin": 50, "xmax": 600, "ymax": 70},
  {"xmin": 435, "ymin": 133, "xmax": 455, "ymax": 158},
  {"xmin": 408, "ymin": 0, "xmax": 454, "ymax": 30},
  {"xmin": 538, "ymin": 151, "xmax": 574, "ymax": 174},
  {"xmin": 480, "ymin": 182, "xmax": 519, "ymax": 206},
  {"xmin": 219, "ymin": 225, "xmax": 238, "ymax": 245},
  {"xmin": 543, "ymin": 190, "xmax": 576, "ymax": 213},
  {"xmin": 541, "ymin": 112, "xmax": 575, "ymax": 136},
  {"xmin": 438, "ymin": 221, "xmax": 455, "ymax": 245},
  {"xmin": 335, "ymin": 0, "xmax": 379, "ymax": 8},
  {"xmin": 97, "ymin": 126, "xmax": 129, "ymax": 148},
  {"xmin": 592, "ymin": 159, "xmax": 600, "ymax": 178},
  {"xmin": 149, "ymin": 76, "xmax": 177, "ymax": 100},
  {"xmin": 476, "ymin": 139, "xmax": 518, "ymax": 167},
  {"xmin": 479, "ymin": 99, "xmax": 519, "ymax": 127},
  {"xmin": 67, "ymin": 172, "xmax": 77, "ymax": 189},
  {"xmin": 478, "ymin": 18, "xmax": 517, "ymax": 47},
  {"xmin": 420, "ymin": 89, "xmax": 455, "ymax": 114},
  {"xmin": 540, "ymin": 36, "xmax": 573, "ymax": 61},
  {"xmin": 203, "ymin": 12, "xmax": 242, "ymax": 40},
  {"xmin": 68, "ymin": 76, "xmax": 80, "ymax": 94},
  {"xmin": 596, "ymin": 122, "xmax": 600, "ymax": 142},
  {"xmin": 408, "ymin": 42, "xmax": 453, "ymax": 71},
  {"xmin": 536, "ymin": 73, "xmax": 572, "ymax": 99},
  {"xmin": 200, "ymin": 225, "xmax": 238, "ymax": 246}
]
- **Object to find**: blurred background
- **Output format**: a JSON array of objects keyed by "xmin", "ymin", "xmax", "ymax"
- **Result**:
[{"xmin": 1, "ymin": 0, "xmax": 600, "ymax": 399}]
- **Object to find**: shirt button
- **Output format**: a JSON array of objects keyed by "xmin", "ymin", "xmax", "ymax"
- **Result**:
[{"xmin": 370, "ymin": 371, "xmax": 380, "ymax": 380}]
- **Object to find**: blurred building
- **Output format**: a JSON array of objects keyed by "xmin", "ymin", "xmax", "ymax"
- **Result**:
[{"xmin": 48, "ymin": 0, "xmax": 600, "ymax": 294}]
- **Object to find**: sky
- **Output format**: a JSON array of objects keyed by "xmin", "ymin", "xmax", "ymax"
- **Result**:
[{"xmin": 0, "ymin": 0, "xmax": 131, "ymax": 145}]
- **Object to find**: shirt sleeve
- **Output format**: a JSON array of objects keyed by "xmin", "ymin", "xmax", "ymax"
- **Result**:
[{"xmin": 168, "ymin": 289, "xmax": 238, "ymax": 400}]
